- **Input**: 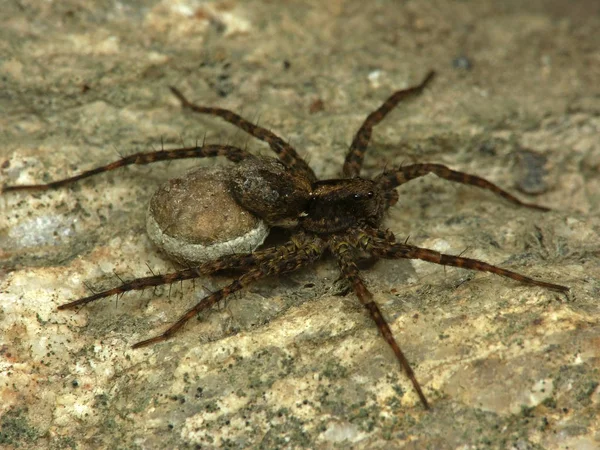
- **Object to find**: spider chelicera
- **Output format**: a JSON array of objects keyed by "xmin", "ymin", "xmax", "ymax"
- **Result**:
[{"xmin": 3, "ymin": 71, "xmax": 569, "ymax": 409}]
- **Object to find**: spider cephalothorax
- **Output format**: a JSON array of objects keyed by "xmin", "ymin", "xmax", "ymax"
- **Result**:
[{"xmin": 3, "ymin": 71, "xmax": 569, "ymax": 409}]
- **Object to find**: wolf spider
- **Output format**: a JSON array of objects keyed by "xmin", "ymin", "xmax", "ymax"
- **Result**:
[{"xmin": 3, "ymin": 71, "xmax": 569, "ymax": 409}]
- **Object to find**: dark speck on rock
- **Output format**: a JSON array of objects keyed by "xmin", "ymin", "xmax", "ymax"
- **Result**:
[
  {"xmin": 479, "ymin": 140, "xmax": 497, "ymax": 156},
  {"xmin": 453, "ymin": 55, "xmax": 473, "ymax": 70},
  {"xmin": 516, "ymin": 149, "xmax": 548, "ymax": 195}
]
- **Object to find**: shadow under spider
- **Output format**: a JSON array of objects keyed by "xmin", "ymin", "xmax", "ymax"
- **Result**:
[{"xmin": 3, "ymin": 71, "xmax": 569, "ymax": 410}]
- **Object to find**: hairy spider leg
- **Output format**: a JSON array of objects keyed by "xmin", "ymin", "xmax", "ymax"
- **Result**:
[
  {"xmin": 132, "ymin": 235, "xmax": 325, "ymax": 347},
  {"xmin": 132, "ymin": 270, "xmax": 264, "ymax": 348},
  {"xmin": 377, "ymin": 163, "xmax": 551, "ymax": 211},
  {"xmin": 170, "ymin": 87, "xmax": 317, "ymax": 182},
  {"xmin": 362, "ymin": 229, "xmax": 569, "ymax": 292},
  {"xmin": 57, "ymin": 240, "xmax": 301, "ymax": 310},
  {"xmin": 2, "ymin": 145, "xmax": 251, "ymax": 192},
  {"xmin": 58, "ymin": 267, "xmax": 204, "ymax": 309},
  {"xmin": 330, "ymin": 237, "xmax": 430, "ymax": 409},
  {"xmin": 60, "ymin": 233, "xmax": 325, "ymax": 347},
  {"xmin": 343, "ymin": 71, "xmax": 436, "ymax": 178}
]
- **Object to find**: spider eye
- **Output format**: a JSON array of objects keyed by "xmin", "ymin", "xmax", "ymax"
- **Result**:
[{"xmin": 353, "ymin": 191, "xmax": 374, "ymax": 200}]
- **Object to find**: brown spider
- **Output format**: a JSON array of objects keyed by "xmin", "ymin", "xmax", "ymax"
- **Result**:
[{"xmin": 3, "ymin": 71, "xmax": 569, "ymax": 409}]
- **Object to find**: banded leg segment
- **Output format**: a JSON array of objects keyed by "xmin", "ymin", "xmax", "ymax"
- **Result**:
[
  {"xmin": 367, "ymin": 235, "xmax": 569, "ymax": 293},
  {"xmin": 133, "ymin": 234, "xmax": 325, "ymax": 348},
  {"xmin": 132, "ymin": 270, "xmax": 260, "ymax": 348},
  {"xmin": 376, "ymin": 163, "xmax": 550, "ymax": 211},
  {"xmin": 58, "ymin": 268, "xmax": 202, "ymax": 310},
  {"xmin": 58, "ymin": 250, "xmax": 264, "ymax": 311},
  {"xmin": 170, "ymin": 87, "xmax": 317, "ymax": 182},
  {"xmin": 343, "ymin": 71, "xmax": 436, "ymax": 178},
  {"xmin": 58, "ymin": 234, "xmax": 320, "ymax": 311},
  {"xmin": 330, "ymin": 237, "xmax": 430, "ymax": 409},
  {"xmin": 59, "ymin": 233, "xmax": 326, "ymax": 347},
  {"xmin": 3, "ymin": 145, "xmax": 251, "ymax": 192}
]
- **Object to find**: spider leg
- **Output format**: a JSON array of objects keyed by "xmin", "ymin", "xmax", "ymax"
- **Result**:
[
  {"xmin": 58, "ymin": 267, "xmax": 210, "ymax": 310},
  {"xmin": 376, "ymin": 163, "xmax": 550, "ymax": 211},
  {"xmin": 330, "ymin": 237, "xmax": 430, "ymax": 409},
  {"xmin": 131, "ymin": 269, "xmax": 264, "ymax": 348},
  {"xmin": 58, "ymin": 243, "xmax": 290, "ymax": 310},
  {"xmin": 59, "ymin": 232, "xmax": 325, "ymax": 347},
  {"xmin": 170, "ymin": 87, "xmax": 317, "ymax": 182},
  {"xmin": 364, "ymin": 229, "xmax": 569, "ymax": 292},
  {"xmin": 132, "ymin": 233, "xmax": 325, "ymax": 348},
  {"xmin": 343, "ymin": 71, "xmax": 435, "ymax": 178},
  {"xmin": 3, "ymin": 145, "xmax": 251, "ymax": 192}
]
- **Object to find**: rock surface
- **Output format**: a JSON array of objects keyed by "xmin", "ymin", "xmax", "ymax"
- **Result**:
[{"xmin": 1, "ymin": 1, "xmax": 599, "ymax": 448}]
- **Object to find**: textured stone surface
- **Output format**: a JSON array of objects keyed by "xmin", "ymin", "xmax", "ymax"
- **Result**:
[{"xmin": 1, "ymin": 1, "xmax": 599, "ymax": 449}]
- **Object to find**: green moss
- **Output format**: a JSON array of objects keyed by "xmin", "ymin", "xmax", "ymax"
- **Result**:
[
  {"xmin": 0, "ymin": 407, "xmax": 40, "ymax": 447},
  {"xmin": 576, "ymin": 380, "xmax": 599, "ymax": 404},
  {"xmin": 259, "ymin": 408, "xmax": 310, "ymax": 449},
  {"xmin": 50, "ymin": 436, "xmax": 77, "ymax": 450},
  {"xmin": 320, "ymin": 360, "xmax": 348, "ymax": 380},
  {"xmin": 541, "ymin": 396, "xmax": 556, "ymax": 408}
]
